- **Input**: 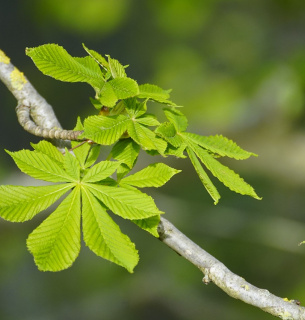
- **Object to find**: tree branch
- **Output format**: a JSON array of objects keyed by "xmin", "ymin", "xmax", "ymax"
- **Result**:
[
  {"xmin": 1, "ymin": 49, "xmax": 305, "ymax": 320},
  {"xmin": 16, "ymin": 104, "xmax": 84, "ymax": 141}
]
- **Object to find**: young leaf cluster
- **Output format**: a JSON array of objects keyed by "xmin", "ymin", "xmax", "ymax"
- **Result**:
[{"xmin": 0, "ymin": 44, "xmax": 261, "ymax": 272}]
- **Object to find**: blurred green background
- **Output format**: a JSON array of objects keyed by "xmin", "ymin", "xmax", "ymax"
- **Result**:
[{"xmin": 1, "ymin": 1, "xmax": 305, "ymax": 319}]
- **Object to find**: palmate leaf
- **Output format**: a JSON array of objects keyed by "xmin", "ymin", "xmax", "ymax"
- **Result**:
[
  {"xmin": 26, "ymin": 44, "xmax": 104, "ymax": 90},
  {"xmin": 82, "ymin": 114, "xmax": 129, "ymax": 145},
  {"xmin": 127, "ymin": 121, "xmax": 167, "ymax": 155},
  {"xmin": 0, "ymin": 184, "xmax": 73, "ymax": 222},
  {"xmin": 187, "ymin": 147, "xmax": 220, "ymax": 205},
  {"xmin": 82, "ymin": 188, "xmax": 138, "ymax": 272},
  {"xmin": 182, "ymin": 132, "xmax": 256, "ymax": 160},
  {"xmin": 191, "ymin": 143, "xmax": 261, "ymax": 200},
  {"xmin": 6, "ymin": 149, "xmax": 74, "ymax": 182},
  {"xmin": 27, "ymin": 187, "xmax": 81, "ymax": 272},
  {"xmin": 121, "ymin": 163, "xmax": 181, "ymax": 188},
  {"xmin": 86, "ymin": 183, "xmax": 163, "ymax": 220}
]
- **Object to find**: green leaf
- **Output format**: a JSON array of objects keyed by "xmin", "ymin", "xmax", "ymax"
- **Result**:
[
  {"xmin": 71, "ymin": 119, "xmax": 90, "ymax": 165},
  {"xmin": 89, "ymin": 97, "xmax": 103, "ymax": 110},
  {"xmin": 82, "ymin": 161, "xmax": 121, "ymax": 183},
  {"xmin": 82, "ymin": 43, "xmax": 109, "ymax": 70},
  {"xmin": 136, "ymin": 114, "xmax": 160, "ymax": 127},
  {"xmin": 186, "ymin": 147, "xmax": 220, "ymax": 204},
  {"xmin": 82, "ymin": 189, "xmax": 138, "ymax": 272},
  {"xmin": 121, "ymin": 163, "xmax": 181, "ymax": 188},
  {"xmin": 26, "ymin": 44, "xmax": 104, "ymax": 90},
  {"xmin": 165, "ymin": 144, "xmax": 187, "ymax": 158},
  {"xmin": 132, "ymin": 216, "xmax": 160, "ymax": 237},
  {"xmin": 85, "ymin": 145, "xmax": 101, "ymax": 168},
  {"xmin": 108, "ymin": 77, "xmax": 139, "ymax": 99},
  {"xmin": 86, "ymin": 183, "xmax": 163, "ymax": 220},
  {"xmin": 27, "ymin": 187, "xmax": 81, "ymax": 272},
  {"xmin": 31, "ymin": 140, "xmax": 64, "ymax": 166},
  {"xmin": 82, "ymin": 115, "xmax": 129, "ymax": 145},
  {"xmin": 98, "ymin": 82, "xmax": 118, "ymax": 108},
  {"xmin": 6, "ymin": 150, "xmax": 73, "ymax": 182},
  {"xmin": 182, "ymin": 133, "xmax": 256, "ymax": 159},
  {"xmin": 164, "ymin": 108, "xmax": 188, "ymax": 132},
  {"xmin": 63, "ymin": 150, "xmax": 80, "ymax": 181},
  {"xmin": 111, "ymin": 138, "xmax": 140, "ymax": 169},
  {"xmin": 125, "ymin": 98, "xmax": 147, "ymax": 118},
  {"xmin": 116, "ymin": 163, "xmax": 131, "ymax": 181},
  {"xmin": 127, "ymin": 121, "xmax": 167, "ymax": 155},
  {"xmin": 155, "ymin": 122, "xmax": 184, "ymax": 148},
  {"xmin": 191, "ymin": 144, "xmax": 261, "ymax": 200},
  {"xmin": 138, "ymin": 84, "xmax": 176, "ymax": 105},
  {"xmin": 0, "ymin": 184, "xmax": 73, "ymax": 222},
  {"xmin": 107, "ymin": 55, "xmax": 127, "ymax": 78},
  {"xmin": 138, "ymin": 84, "xmax": 170, "ymax": 101},
  {"xmin": 71, "ymin": 118, "xmax": 101, "ymax": 168},
  {"xmin": 109, "ymin": 100, "xmax": 126, "ymax": 116}
]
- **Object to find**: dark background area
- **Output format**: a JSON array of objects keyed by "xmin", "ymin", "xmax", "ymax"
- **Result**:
[{"xmin": 1, "ymin": 1, "xmax": 305, "ymax": 319}]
